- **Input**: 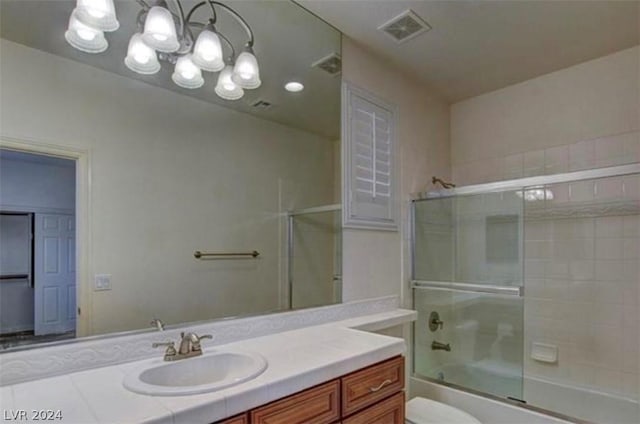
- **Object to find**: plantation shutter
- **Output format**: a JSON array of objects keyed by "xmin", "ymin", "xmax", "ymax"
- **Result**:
[{"xmin": 343, "ymin": 83, "xmax": 397, "ymax": 230}]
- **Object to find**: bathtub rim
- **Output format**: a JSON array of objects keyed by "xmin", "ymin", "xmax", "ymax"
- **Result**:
[{"xmin": 413, "ymin": 372, "xmax": 591, "ymax": 424}]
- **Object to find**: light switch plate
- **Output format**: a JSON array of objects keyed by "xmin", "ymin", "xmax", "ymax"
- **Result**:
[{"xmin": 94, "ymin": 274, "xmax": 112, "ymax": 291}]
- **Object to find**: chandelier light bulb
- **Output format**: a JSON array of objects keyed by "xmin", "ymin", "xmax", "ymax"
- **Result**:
[
  {"xmin": 172, "ymin": 55, "xmax": 204, "ymax": 89},
  {"xmin": 124, "ymin": 33, "xmax": 161, "ymax": 75},
  {"xmin": 74, "ymin": 0, "xmax": 119, "ymax": 32},
  {"xmin": 65, "ymin": 10, "xmax": 108, "ymax": 53},
  {"xmin": 192, "ymin": 28, "xmax": 224, "ymax": 72},
  {"xmin": 215, "ymin": 65, "xmax": 244, "ymax": 100},
  {"xmin": 77, "ymin": 28, "xmax": 96, "ymax": 41},
  {"xmin": 142, "ymin": 5, "xmax": 180, "ymax": 52},
  {"xmin": 232, "ymin": 46, "xmax": 261, "ymax": 89}
]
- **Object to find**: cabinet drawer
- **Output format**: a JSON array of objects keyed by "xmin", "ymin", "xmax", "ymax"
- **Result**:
[
  {"xmin": 216, "ymin": 413, "xmax": 248, "ymax": 424},
  {"xmin": 251, "ymin": 380, "xmax": 340, "ymax": 424},
  {"xmin": 342, "ymin": 391, "xmax": 405, "ymax": 424},
  {"xmin": 341, "ymin": 356, "xmax": 404, "ymax": 416}
]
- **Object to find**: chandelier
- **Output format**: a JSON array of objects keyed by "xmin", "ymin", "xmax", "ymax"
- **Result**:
[{"xmin": 64, "ymin": 0, "xmax": 261, "ymax": 100}]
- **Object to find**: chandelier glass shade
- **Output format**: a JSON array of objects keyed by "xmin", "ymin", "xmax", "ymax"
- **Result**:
[
  {"xmin": 232, "ymin": 47, "xmax": 261, "ymax": 89},
  {"xmin": 65, "ymin": 0, "xmax": 261, "ymax": 100},
  {"xmin": 172, "ymin": 55, "xmax": 205, "ymax": 89},
  {"xmin": 74, "ymin": 0, "xmax": 119, "ymax": 31},
  {"xmin": 192, "ymin": 27, "xmax": 225, "ymax": 72},
  {"xmin": 124, "ymin": 33, "xmax": 161, "ymax": 75},
  {"xmin": 215, "ymin": 65, "xmax": 244, "ymax": 100},
  {"xmin": 142, "ymin": 6, "xmax": 180, "ymax": 53},
  {"xmin": 65, "ymin": 11, "xmax": 108, "ymax": 53}
]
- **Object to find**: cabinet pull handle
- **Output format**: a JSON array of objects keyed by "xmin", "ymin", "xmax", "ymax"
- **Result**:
[{"xmin": 369, "ymin": 379, "xmax": 392, "ymax": 392}]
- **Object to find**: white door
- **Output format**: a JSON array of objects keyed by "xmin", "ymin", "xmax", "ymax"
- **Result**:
[{"xmin": 34, "ymin": 213, "xmax": 76, "ymax": 335}]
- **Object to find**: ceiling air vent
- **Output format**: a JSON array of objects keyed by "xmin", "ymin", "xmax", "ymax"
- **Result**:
[
  {"xmin": 378, "ymin": 10, "xmax": 431, "ymax": 44},
  {"xmin": 311, "ymin": 53, "xmax": 342, "ymax": 76},
  {"xmin": 250, "ymin": 99, "xmax": 273, "ymax": 110}
]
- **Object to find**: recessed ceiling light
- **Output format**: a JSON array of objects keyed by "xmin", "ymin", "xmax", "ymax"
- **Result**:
[{"xmin": 285, "ymin": 81, "xmax": 304, "ymax": 92}]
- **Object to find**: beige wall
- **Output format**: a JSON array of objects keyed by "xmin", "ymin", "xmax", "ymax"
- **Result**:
[
  {"xmin": 340, "ymin": 37, "xmax": 451, "ymax": 305},
  {"xmin": 449, "ymin": 45, "xmax": 640, "ymax": 405},
  {"xmin": 0, "ymin": 39, "xmax": 336, "ymax": 336},
  {"xmin": 451, "ymin": 46, "xmax": 640, "ymax": 184}
]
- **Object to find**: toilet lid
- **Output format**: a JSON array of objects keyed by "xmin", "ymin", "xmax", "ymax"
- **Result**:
[{"xmin": 406, "ymin": 397, "xmax": 482, "ymax": 424}]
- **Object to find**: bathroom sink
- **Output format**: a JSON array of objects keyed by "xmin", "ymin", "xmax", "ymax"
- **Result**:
[{"xmin": 123, "ymin": 350, "xmax": 268, "ymax": 396}]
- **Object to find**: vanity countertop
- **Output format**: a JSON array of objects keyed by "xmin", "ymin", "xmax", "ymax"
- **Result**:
[{"xmin": 0, "ymin": 309, "xmax": 415, "ymax": 423}]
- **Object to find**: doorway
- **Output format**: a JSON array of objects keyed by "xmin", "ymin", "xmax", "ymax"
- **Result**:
[{"xmin": 0, "ymin": 149, "xmax": 77, "ymax": 348}]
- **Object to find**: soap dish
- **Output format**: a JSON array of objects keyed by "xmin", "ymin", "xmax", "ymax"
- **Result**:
[{"xmin": 531, "ymin": 342, "xmax": 558, "ymax": 363}]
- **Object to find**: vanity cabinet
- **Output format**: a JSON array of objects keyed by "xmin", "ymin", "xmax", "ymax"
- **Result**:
[
  {"xmin": 251, "ymin": 380, "xmax": 340, "ymax": 423},
  {"xmin": 215, "ymin": 356, "xmax": 404, "ymax": 424},
  {"xmin": 219, "ymin": 415, "xmax": 249, "ymax": 424}
]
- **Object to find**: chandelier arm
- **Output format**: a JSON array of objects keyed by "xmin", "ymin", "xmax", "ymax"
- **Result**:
[
  {"xmin": 206, "ymin": 0, "xmax": 217, "ymax": 24},
  {"xmin": 216, "ymin": 31, "xmax": 235, "ymax": 62},
  {"xmin": 135, "ymin": 0, "xmax": 150, "ymax": 10},
  {"xmin": 185, "ymin": 1, "xmax": 254, "ymax": 47},
  {"xmin": 135, "ymin": 9, "xmax": 147, "ymax": 31},
  {"xmin": 172, "ymin": 0, "xmax": 187, "ymax": 39}
]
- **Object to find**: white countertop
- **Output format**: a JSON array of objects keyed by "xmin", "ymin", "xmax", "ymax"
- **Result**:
[{"xmin": 0, "ymin": 309, "xmax": 416, "ymax": 424}]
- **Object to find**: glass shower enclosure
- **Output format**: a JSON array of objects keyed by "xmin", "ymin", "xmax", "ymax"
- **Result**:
[
  {"xmin": 412, "ymin": 163, "xmax": 640, "ymax": 423},
  {"xmin": 287, "ymin": 206, "xmax": 342, "ymax": 310},
  {"xmin": 412, "ymin": 189, "xmax": 525, "ymax": 401}
]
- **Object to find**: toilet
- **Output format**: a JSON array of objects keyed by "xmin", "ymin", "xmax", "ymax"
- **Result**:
[{"xmin": 406, "ymin": 397, "xmax": 482, "ymax": 424}]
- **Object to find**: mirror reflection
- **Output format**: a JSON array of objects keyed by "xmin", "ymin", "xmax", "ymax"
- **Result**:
[{"xmin": 0, "ymin": 0, "xmax": 342, "ymax": 350}]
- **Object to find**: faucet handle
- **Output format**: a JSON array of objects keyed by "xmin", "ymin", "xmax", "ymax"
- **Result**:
[
  {"xmin": 150, "ymin": 318, "xmax": 165, "ymax": 331},
  {"xmin": 152, "ymin": 341, "xmax": 177, "ymax": 358},
  {"xmin": 192, "ymin": 334, "xmax": 213, "ymax": 351}
]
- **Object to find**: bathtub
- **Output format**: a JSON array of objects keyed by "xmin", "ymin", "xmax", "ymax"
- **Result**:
[{"xmin": 414, "ymin": 362, "xmax": 639, "ymax": 423}]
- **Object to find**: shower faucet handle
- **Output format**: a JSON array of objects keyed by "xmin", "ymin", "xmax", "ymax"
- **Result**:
[{"xmin": 429, "ymin": 311, "xmax": 444, "ymax": 331}]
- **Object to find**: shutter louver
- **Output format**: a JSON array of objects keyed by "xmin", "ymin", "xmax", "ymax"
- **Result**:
[{"xmin": 343, "ymin": 84, "xmax": 397, "ymax": 230}]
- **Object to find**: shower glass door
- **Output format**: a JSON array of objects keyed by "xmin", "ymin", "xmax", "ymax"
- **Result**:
[{"xmin": 412, "ymin": 189, "xmax": 525, "ymax": 400}]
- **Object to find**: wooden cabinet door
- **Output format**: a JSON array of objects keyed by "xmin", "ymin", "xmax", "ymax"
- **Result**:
[
  {"xmin": 341, "ymin": 356, "xmax": 404, "ymax": 416},
  {"xmin": 342, "ymin": 392, "xmax": 405, "ymax": 424},
  {"xmin": 251, "ymin": 380, "xmax": 340, "ymax": 424},
  {"xmin": 215, "ymin": 413, "xmax": 248, "ymax": 424}
]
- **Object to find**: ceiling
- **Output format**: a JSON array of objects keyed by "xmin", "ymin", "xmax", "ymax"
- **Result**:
[
  {"xmin": 297, "ymin": 0, "xmax": 640, "ymax": 102},
  {"xmin": 0, "ymin": 0, "xmax": 341, "ymax": 139}
]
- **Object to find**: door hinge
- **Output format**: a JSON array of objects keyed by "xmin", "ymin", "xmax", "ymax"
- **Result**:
[{"xmin": 77, "ymin": 307, "xmax": 81, "ymax": 316}]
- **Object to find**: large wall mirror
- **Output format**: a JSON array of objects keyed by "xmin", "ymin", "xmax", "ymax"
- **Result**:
[{"xmin": 0, "ymin": 0, "xmax": 342, "ymax": 351}]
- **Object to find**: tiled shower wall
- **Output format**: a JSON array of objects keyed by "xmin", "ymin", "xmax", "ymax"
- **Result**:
[
  {"xmin": 450, "ymin": 45, "xmax": 640, "ymax": 403},
  {"xmin": 454, "ymin": 130, "xmax": 640, "ymax": 186},
  {"xmin": 523, "ymin": 175, "xmax": 639, "ymax": 399}
]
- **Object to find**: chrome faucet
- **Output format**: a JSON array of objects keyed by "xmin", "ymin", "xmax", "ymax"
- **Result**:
[
  {"xmin": 150, "ymin": 318, "xmax": 165, "ymax": 331},
  {"xmin": 152, "ymin": 331, "xmax": 214, "ymax": 361},
  {"xmin": 178, "ymin": 331, "xmax": 213, "ymax": 356},
  {"xmin": 431, "ymin": 341, "xmax": 451, "ymax": 351}
]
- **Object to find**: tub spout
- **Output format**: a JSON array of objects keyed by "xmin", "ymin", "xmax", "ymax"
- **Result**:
[{"xmin": 431, "ymin": 341, "xmax": 451, "ymax": 351}]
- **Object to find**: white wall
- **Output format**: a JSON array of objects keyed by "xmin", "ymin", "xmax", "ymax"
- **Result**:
[
  {"xmin": 340, "ymin": 38, "xmax": 451, "ymax": 305},
  {"xmin": 0, "ymin": 39, "xmax": 336, "ymax": 336},
  {"xmin": 449, "ymin": 46, "xmax": 640, "ymax": 407}
]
